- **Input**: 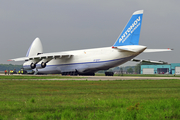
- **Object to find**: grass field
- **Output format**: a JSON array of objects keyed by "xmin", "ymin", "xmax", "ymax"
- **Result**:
[{"xmin": 0, "ymin": 76, "xmax": 180, "ymax": 119}]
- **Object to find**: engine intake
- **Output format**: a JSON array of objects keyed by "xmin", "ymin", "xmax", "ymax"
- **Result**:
[
  {"xmin": 23, "ymin": 63, "xmax": 36, "ymax": 70},
  {"xmin": 36, "ymin": 62, "xmax": 47, "ymax": 69},
  {"xmin": 30, "ymin": 63, "xmax": 36, "ymax": 69}
]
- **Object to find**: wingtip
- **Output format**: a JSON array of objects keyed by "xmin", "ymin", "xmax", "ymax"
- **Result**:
[
  {"xmin": 168, "ymin": 48, "xmax": 174, "ymax": 51},
  {"xmin": 7, "ymin": 59, "xmax": 13, "ymax": 61}
]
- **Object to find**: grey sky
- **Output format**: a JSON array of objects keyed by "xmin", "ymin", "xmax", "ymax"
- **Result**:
[{"xmin": 0, "ymin": 0, "xmax": 179, "ymax": 66}]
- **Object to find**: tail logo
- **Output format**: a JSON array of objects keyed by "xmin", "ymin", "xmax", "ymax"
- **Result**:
[{"xmin": 119, "ymin": 16, "xmax": 141, "ymax": 43}]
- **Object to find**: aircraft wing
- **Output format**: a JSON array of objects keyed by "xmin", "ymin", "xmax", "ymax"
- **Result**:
[
  {"xmin": 8, "ymin": 52, "xmax": 73, "ymax": 62},
  {"xmin": 131, "ymin": 58, "xmax": 168, "ymax": 64},
  {"xmin": 130, "ymin": 48, "xmax": 172, "ymax": 64},
  {"xmin": 7, "ymin": 57, "xmax": 29, "ymax": 61},
  {"xmin": 143, "ymin": 48, "xmax": 173, "ymax": 52}
]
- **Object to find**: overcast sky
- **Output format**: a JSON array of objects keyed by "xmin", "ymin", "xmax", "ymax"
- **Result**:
[{"xmin": 1, "ymin": 0, "xmax": 179, "ymax": 66}]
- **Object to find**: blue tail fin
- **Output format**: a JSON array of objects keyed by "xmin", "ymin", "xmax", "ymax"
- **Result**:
[{"xmin": 113, "ymin": 10, "xmax": 143, "ymax": 47}]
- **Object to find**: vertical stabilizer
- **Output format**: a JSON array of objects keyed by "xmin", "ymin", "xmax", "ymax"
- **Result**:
[
  {"xmin": 113, "ymin": 10, "xmax": 143, "ymax": 47},
  {"xmin": 26, "ymin": 38, "xmax": 43, "ymax": 57}
]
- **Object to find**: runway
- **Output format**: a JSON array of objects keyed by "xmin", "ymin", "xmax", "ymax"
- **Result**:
[
  {"xmin": 51, "ymin": 76, "xmax": 180, "ymax": 81},
  {"xmin": 1, "ymin": 73, "xmax": 180, "ymax": 80}
]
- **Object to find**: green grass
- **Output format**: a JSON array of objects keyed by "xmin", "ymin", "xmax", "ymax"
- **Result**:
[{"xmin": 0, "ymin": 79, "xmax": 180, "ymax": 119}]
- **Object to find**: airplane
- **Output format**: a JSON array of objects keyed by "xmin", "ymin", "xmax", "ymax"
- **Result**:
[{"xmin": 8, "ymin": 10, "xmax": 172, "ymax": 75}]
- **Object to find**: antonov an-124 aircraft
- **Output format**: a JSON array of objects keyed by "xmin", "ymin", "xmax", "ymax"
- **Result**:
[{"xmin": 8, "ymin": 10, "xmax": 172, "ymax": 75}]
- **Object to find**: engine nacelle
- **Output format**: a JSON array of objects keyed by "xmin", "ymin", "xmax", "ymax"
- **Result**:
[
  {"xmin": 36, "ymin": 62, "xmax": 47, "ymax": 69},
  {"xmin": 23, "ymin": 61, "xmax": 36, "ymax": 70}
]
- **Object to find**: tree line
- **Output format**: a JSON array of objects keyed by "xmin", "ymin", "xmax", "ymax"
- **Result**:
[{"xmin": 0, "ymin": 64, "xmax": 22, "ymax": 71}]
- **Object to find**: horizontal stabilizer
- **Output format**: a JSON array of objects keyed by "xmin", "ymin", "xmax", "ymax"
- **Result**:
[
  {"xmin": 144, "ymin": 48, "xmax": 173, "ymax": 52},
  {"xmin": 131, "ymin": 58, "xmax": 168, "ymax": 64},
  {"xmin": 114, "ymin": 45, "xmax": 147, "ymax": 53},
  {"xmin": 116, "ymin": 47, "xmax": 136, "ymax": 53}
]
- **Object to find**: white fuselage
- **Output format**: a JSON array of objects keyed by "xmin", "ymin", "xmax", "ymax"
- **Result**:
[{"xmin": 24, "ymin": 45, "xmax": 146, "ymax": 74}]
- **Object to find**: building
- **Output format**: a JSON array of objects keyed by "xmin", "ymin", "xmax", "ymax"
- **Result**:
[{"xmin": 141, "ymin": 63, "xmax": 180, "ymax": 74}]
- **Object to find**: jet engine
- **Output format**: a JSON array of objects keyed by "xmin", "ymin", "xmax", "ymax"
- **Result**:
[
  {"xmin": 36, "ymin": 62, "xmax": 47, "ymax": 69},
  {"xmin": 35, "ymin": 58, "xmax": 53, "ymax": 69},
  {"xmin": 23, "ymin": 61, "xmax": 37, "ymax": 70}
]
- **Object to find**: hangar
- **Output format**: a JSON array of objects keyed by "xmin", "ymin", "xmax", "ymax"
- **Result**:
[{"xmin": 141, "ymin": 63, "xmax": 180, "ymax": 75}]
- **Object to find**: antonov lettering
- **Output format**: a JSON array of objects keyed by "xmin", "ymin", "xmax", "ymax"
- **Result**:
[{"xmin": 119, "ymin": 16, "xmax": 141, "ymax": 43}]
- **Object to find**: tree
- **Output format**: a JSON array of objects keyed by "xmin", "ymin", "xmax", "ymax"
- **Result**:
[
  {"xmin": 135, "ymin": 63, "xmax": 141, "ymax": 74},
  {"xmin": 127, "ymin": 67, "xmax": 133, "ymax": 74},
  {"xmin": 0, "ymin": 64, "xmax": 22, "ymax": 71}
]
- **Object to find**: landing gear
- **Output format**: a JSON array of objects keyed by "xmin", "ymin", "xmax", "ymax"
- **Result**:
[
  {"xmin": 105, "ymin": 72, "xmax": 114, "ymax": 76},
  {"xmin": 34, "ymin": 68, "xmax": 39, "ymax": 75},
  {"xmin": 61, "ymin": 71, "xmax": 95, "ymax": 76},
  {"xmin": 61, "ymin": 71, "xmax": 78, "ymax": 76},
  {"xmin": 78, "ymin": 73, "xmax": 95, "ymax": 76}
]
